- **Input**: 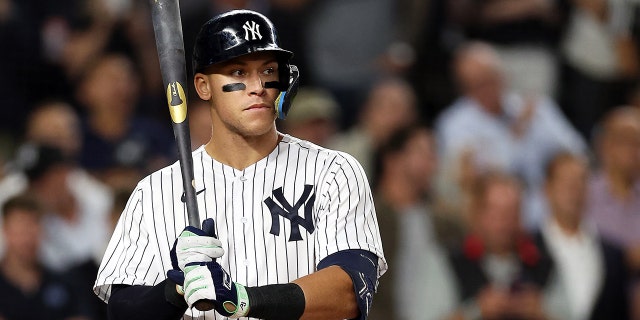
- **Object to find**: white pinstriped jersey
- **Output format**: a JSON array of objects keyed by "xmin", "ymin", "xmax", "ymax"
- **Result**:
[{"xmin": 94, "ymin": 134, "xmax": 387, "ymax": 320}]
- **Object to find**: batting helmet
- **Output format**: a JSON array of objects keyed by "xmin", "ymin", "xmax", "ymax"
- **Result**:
[{"xmin": 193, "ymin": 10, "xmax": 299, "ymax": 119}]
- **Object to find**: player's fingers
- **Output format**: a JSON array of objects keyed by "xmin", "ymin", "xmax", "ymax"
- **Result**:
[
  {"xmin": 167, "ymin": 269, "xmax": 186, "ymax": 286},
  {"xmin": 178, "ymin": 250, "xmax": 224, "ymax": 270},
  {"xmin": 178, "ymin": 239, "xmax": 224, "ymax": 260},
  {"xmin": 183, "ymin": 264, "xmax": 217, "ymax": 306},
  {"xmin": 202, "ymin": 218, "xmax": 217, "ymax": 238},
  {"xmin": 181, "ymin": 226, "xmax": 208, "ymax": 237},
  {"xmin": 179, "ymin": 234, "xmax": 223, "ymax": 247},
  {"xmin": 180, "ymin": 246, "xmax": 225, "ymax": 258}
]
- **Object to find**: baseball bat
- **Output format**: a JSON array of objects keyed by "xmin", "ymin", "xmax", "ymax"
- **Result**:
[{"xmin": 149, "ymin": 0, "xmax": 214, "ymax": 312}]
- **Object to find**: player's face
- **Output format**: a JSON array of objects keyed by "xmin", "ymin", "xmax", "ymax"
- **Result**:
[{"xmin": 195, "ymin": 52, "xmax": 281, "ymax": 138}]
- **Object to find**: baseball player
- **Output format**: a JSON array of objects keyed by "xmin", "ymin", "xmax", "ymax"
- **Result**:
[{"xmin": 94, "ymin": 9, "xmax": 387, "ymax": 320}]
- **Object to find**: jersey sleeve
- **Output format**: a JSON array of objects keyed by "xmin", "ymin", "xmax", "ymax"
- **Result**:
[
  {"xmin": 93, "ymin": 181, "xmax": 164, "ymax": 302},
  {"xmin": 315, "ymin": 152, "xmax": 387, "ymax": 278}
]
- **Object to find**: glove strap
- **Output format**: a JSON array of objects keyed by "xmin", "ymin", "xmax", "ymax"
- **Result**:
[{"xmin": 229, "ymin": 283, "xmax": 250, "ymax": 318}]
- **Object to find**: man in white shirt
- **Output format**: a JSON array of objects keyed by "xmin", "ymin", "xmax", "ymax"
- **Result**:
[
  {"xmin": 435, "ymin": 42, "xmax": 586, "ymax": 228},
  {"xmin": 536, "ymin": 151, "xmax": 629, "ymax": 320}
]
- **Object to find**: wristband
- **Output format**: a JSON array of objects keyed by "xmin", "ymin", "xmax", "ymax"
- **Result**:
[{"xmin": 245, "ymin": 283, "xmax": 305, "ymax": 320}]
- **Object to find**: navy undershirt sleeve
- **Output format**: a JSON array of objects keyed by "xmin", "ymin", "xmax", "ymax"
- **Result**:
[
  {"xmin": 107, "ymin": 280, "xmax": 187, "ymax": 320},
  {"xmin": 318, "ymin": 249, "xmax": 379, "ymax": 320}
]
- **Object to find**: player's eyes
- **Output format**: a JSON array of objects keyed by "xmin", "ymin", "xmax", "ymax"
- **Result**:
[
  {"xmin": 263, "ymin": 67, "xmax": 275, "ymax": 75},
  {"xmin": 230, "ymin": 69, "xmax": 245, "ymax": 77}
]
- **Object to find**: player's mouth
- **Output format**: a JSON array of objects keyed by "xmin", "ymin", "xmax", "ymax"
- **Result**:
[{"xmin": 244, "ymin": 103, "xmax": 272, "ymax": 111}]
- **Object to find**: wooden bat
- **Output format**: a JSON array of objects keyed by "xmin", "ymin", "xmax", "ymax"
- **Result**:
[{"xmin": 148, "ymin": 0, "xmax": 214, "ymax": 311}]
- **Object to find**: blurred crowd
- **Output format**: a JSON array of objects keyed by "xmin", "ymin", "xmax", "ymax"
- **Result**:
[{"xmin": 1, "ymin": 0, "xmax": 640, "ymax": 319}]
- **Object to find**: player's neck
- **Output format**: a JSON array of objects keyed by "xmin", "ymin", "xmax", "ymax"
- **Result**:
[{"xmin": 205, "ymin": 129, "xmax": 281, "ymax": 170}]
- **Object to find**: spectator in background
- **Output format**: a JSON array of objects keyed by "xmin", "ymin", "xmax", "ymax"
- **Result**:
[
  {"xmin": 629, "ymin": 82, "xmax": 640, "ymax": 111},
  {"xmin": 446, "ymin": 171, "xmax": 568, "ymax": 320},
  {"xmin": 330, "ymin": 77, "xmax": 417, "ymax": 179},
  {"xmin": 401, "ymin": 0, "xmax": 460, "ymax": 122},
  {"xmin": 0, "ymin": 0, "xmax": 43, "ymax": 140},
  {"xmin": 75, "ymin": 52, "xmax": 175, "ymax": 190},
  {"xmin": 10, "ymin": 144, "xmax": 111, "ymax": 274},
  {"xmin": 5, "ymin": 143, "xmax": 111, "ymax": 319},
  {"xmin": 278, "ymin": 86, "xmax": 339, "ymax": 147},
  {"xmin": 586, "ymin": 106, "xmax": 640, "ymax": 315},
  {"xmin": 305, "ymin": 0, "xmax": 397, "ymax": 128},
  {"xmin": 269, "ymin": 0, "xmax": 313, "ymax": 86},
  {"xmin": 0, "ymin": 194, "xmax": 87, "ymax": 320},
  {"xmin": 435, "ymin": 42, "xmax": 585, "ymax": 226},
  {"xmin": 371, "ymin": 124, "xmax": 464, "ymax": 320},
  {"xmin": 634, "ymin": 284, "xmax": 640, "ymax": 320},
  {"xmin": 23, "ymin": 100, "xmax": 81, "ymax": 160},
  {"xmin": 107, "ymin": 187, "xmax": 131, "ymax": 234},
  {"xmin": 559, "ymin": 0, "xmax": 639, "ymax": 139},
  {"xmin": 535, "ymin": 151, "xmax": 629, "ymax": 320},
  {"xmin": 0, "ymin": 101, "xmax": 113, "ymax": 261},
  {"xmin": 451, "ymin": 0, "xmax": 569, "ymax": 97}
]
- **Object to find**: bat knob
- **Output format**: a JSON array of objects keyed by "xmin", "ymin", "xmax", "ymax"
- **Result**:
[{"xmin": 194, "ymin": 299, "xmax": 215, "ymax": 311}]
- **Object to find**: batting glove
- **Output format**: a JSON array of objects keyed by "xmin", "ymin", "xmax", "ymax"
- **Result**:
[
  {"xmin": 167, "ymin": 261, "xmax": 250, "ymax": 318},
  {"xmin": 170, "ymin": 218, "xmax": 224, "ymax": 271}
]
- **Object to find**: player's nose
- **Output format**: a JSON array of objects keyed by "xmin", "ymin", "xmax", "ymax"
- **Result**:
[{"xmin": 247, "ymin": 72, "xmax": 266, "ymax": 96}]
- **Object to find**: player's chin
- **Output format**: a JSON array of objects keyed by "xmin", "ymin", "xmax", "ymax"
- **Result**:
[{"xmin": 237, "ymin": 115, "xmax": 277, "ymax": 136}]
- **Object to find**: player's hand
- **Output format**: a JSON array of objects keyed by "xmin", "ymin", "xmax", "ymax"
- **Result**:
[
  {"xmin": 167, "ymin": 261, "xmax": 250, "ymax": 318},
  {"xmin": 170, "ymin": 218, "xmax": 224, "ymax": 271}
]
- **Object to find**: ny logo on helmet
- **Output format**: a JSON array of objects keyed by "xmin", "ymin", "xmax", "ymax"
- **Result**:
[{"xmin": 243, "ymin": 21, "xmax": 262, "ymax": 41}]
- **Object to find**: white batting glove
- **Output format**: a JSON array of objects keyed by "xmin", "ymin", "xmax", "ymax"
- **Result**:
[
  {"xmin": 167, "ymin": 260, "xmax": 250, "ymax": 318},
  {"xmin": 183, "ymin": 261, "xmax": 249, "ymax": 318},
  {"xmin": 170, "ymin": 218, "xmax": 224, "ymax": 270}
]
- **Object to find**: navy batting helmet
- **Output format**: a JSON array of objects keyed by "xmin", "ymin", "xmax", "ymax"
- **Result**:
[
  {"xmin": 192, "ymin": 10, "xmax": 299, "ymax": 119},
  {"xmin": 193, "ymin": 10, "xmax": 292, "ymax": 72}
]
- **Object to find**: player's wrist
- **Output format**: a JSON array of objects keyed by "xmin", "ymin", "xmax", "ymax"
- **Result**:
[
  {"xmin": 227, "ymin": 283, "xmax": 250, "ymax": 318},
  {"xmin": 244, "ymin": 283, "xmax": 305, "ymax": 320}
]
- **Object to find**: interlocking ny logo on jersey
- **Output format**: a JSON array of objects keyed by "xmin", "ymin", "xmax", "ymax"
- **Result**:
[
  {"xmin": 243, "ymin": 20, "xmax": 262, "ymax": 41},
  {"xmin": 264, "ymin": 185, "xmax": 315, "ymax": 241}
]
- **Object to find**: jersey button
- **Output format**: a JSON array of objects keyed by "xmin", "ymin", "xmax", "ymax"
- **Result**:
[
  {"xmin": 239, "ymin": 176, "xmax": 247, "ymax": 182},
  {"xmin": 241, "ymin": 217, "xmax": 247, "ymax": 223}
]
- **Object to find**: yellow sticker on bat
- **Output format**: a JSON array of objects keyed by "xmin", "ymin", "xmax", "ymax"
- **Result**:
[{"xmin": 167, "ymin": 81, "xmax": 187, "ymax": 123}]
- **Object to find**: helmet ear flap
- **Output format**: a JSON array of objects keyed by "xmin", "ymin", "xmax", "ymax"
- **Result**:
[{"xmin": 276, "ymin": 65, "xmax": 300, "ymax": 120}]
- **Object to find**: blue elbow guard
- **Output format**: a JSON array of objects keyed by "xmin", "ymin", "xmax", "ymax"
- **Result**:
[{"xmin": 318, "ymin": 249, "xmax": 379, "ymax": 320}]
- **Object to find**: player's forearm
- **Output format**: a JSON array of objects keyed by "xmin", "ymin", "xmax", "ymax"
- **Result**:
[
  {"xmin": 240, "ymin": 266, "xmax": 358, "ymax": 320},
  {"xmin": 293, "ymin": 265, "xmax": 359, "ymax": 320},
  {"xmin": 107, "ymin": 280, "xmax": 187, "ymax": 320}
]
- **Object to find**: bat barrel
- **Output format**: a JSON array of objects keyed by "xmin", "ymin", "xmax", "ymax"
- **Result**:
[
  {"xmin": 149, "ymin": 0, "xmax": 200, "ymax": 229},
  {"xmin": 150, "ymin": 0, "xmax": 187, "ymax": 90}
]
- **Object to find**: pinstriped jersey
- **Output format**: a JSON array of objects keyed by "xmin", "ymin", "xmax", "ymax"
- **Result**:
[{"xmin": 94, "ymin": 134, "xmax": 387, "ymax": 320}]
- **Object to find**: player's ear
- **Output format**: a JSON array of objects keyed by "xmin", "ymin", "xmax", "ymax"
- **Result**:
[{"xmin": 194, "ymin": 73, "xmax": 212, "ymax": 100}]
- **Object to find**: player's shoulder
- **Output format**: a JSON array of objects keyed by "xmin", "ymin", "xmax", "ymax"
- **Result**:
[{"xmin": 280, "ymin": 134, "xmax": 365, "ymax": 172}]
